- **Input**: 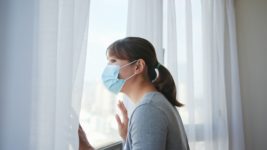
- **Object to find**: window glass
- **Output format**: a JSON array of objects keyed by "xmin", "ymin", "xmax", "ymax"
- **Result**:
[{"xmin": 79, "ymin": 0, "xmax": 128, "ymax": 148}]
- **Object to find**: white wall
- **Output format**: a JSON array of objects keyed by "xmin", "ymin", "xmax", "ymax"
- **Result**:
[{"xmin": 235, "ymin": 0, "xmax": 267, "ymax": 150}]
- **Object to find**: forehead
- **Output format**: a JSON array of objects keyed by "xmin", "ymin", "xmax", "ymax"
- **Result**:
[
  {"xmin": 106, "ymin": 48, "xmax": 132, "ymax": 64},
  {"xmin": 106, "ymin": 50, "xmax": 125, "ymax": 63},
  {"xmin": 106, "ymin": 49, "xmax": 118, "ymax": 60}
]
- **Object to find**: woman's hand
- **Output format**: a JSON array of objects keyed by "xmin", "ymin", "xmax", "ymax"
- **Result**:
[
  {"xmin": 78, "ymin": 124, "xmax": 94, "ymax": 150},
  {"xmin": 115, "ymin": 101, "xmax": 129, "ymax": 141}
]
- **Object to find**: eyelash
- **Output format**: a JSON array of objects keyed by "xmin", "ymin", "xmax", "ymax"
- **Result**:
[{"xmin": 110, "ymin": 59, "xmax": 116, "ymax": 63}]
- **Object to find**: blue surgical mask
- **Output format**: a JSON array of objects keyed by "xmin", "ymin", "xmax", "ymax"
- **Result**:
[{"xmin": 101, "ymin": 60, "xmax": 138, "ymax": 94}]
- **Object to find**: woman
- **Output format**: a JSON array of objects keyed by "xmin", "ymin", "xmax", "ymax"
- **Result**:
[{"xmin": 101, "ymin": 37, "xmax": 190, "ymax": 150}]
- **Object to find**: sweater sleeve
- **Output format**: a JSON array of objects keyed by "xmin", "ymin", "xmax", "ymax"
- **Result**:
[{"xmin": 128, "ymin": 104, "xmax": 168, "ymax": 150}]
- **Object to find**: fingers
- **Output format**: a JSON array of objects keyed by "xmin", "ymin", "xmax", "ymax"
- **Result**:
[
  {"xmin": 118, "ymin": 101, "xmax": 128, "ymax": 124},
  {"xmin": 117, "ymin": 101, "xmax": 126, "ymax": 114},
  {"xmin": 78, "ymin": 124, "xmax": 82, "ymax": 132},
  {"xmin": 116, "ymin": 101, "xmax": 129, "ymax": 141},
  {"xmin": 115, "ymin": 114, "xmax": 123, "ymax": 127}
]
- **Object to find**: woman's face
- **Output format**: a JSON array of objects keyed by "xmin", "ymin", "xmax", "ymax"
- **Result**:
[{"xmin": 106, "ymin": 51, "xmax": 136, "ymax": 81}]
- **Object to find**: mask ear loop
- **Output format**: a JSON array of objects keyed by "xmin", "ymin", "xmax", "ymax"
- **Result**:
[
  {"xmin": 122, "ymin": 60, "xmax": 139, "ymax": 80},
  {"xmin": 120, "ymin": 60, "xmax": 138, "ymax": 69},
  {"xmin": 125, "ymin": 72, "xmax": 136, "ymax": 80}
]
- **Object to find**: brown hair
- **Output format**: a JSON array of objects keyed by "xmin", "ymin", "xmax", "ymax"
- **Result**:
[{"xmin": 107, "ymin": 37, "xmax": 183, "ymax": 107}]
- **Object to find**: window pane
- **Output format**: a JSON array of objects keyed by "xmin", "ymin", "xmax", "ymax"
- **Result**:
[{"xmin": 79, "ymin": 0, "xmax": 128, "ymax": 148}]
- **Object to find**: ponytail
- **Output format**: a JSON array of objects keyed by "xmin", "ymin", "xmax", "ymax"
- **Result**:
[{"xmin": 151, "ymin": 64, "xmax": 183, "ymax": 107}]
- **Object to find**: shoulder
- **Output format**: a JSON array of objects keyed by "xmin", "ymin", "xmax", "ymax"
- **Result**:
[
  {"xmin": 126, "ymin": 101, "xmax": 170, "ymax": 150},
  {"xmin": 129, "ymin": 92, "xmax": 173, "ymax": 126},
  {"xmin": 129, "ymin": 103, "xmax": 169, "ymax": 128},
  {"xmin": 135, "ymin": 92, "xmax": 174, "ymax": 117}
]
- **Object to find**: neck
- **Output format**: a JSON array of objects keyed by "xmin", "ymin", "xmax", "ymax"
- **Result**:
[{"xmin": 125, "ymin": 80, "xmax": 157, "ymax": 104}]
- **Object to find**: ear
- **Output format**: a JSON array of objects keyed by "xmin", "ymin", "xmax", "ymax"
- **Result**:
[{"xmin": 134, "ymin": 59, "xmax": 146, "ymax": 74}]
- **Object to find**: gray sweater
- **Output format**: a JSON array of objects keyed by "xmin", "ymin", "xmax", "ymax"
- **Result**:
[{"xmin": 123, "ymin": 92, "xmax": 190, "ymax": 150}]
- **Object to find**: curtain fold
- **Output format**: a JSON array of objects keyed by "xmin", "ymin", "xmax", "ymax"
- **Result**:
[
  {"xmin": 165, "ymin": 0, "xmax": 178, "ymax": 89},
  {"xmin": 201, "ymin": 0, "xmax": 230, "ymax": 149},
  {"xmin": 224, "ymin": 0, "xmax": 246, "ymax": 149},
  {"xmin": 127, "ymin": 0, "xmax": 164, "ymax": 63},
  {"xmin": 127, "ymin": 0, "xmax": 245, "ymax": 149},
  {"xmin": 0, "ymin": 0, "xmax": 90, "ymax": 149},
  {"xmin": 31, "ymin": 0, "xmax": 90, "ymax": 149},
  {"xmin": 124, "ymin": 0, "xmax": 165, "ymax": 116}
]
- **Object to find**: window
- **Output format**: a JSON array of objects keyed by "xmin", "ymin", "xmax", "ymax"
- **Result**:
[{"xmin": 79, "ymin": 0, "xmax": 128, "ymax": 148}]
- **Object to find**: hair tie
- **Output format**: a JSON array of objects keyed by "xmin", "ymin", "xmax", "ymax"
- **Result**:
[
  {"xmin": 156, "ymin": 63, "xmax": 161, "ymax": 69},
  {"xmin": 151, "ymin": 63, "xmax": 161, "ymax": 83}
]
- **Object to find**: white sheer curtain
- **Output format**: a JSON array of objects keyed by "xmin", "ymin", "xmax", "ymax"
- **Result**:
[
  {"xmin": 126, "ymin": 0, "xmax": 245, "ymax": 150},
  {"xmin": 127, "ymin": 0, "xmax": 164, "ymax": 63},
  {"xmin": 124, "ymin": 0, "xmax": 165, "ymax": 117},
  {"xmin": 0, "ymin": 0, "xmax": 90, "ymax": 149}
]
